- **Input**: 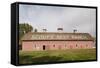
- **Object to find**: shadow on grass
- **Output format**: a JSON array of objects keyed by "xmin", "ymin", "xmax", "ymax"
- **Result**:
[{"xmin": 19, "ymin": 55, "xmax": 63, "ymax": 64}]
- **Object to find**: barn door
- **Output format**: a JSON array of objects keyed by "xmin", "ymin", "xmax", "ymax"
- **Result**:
[{"xmin": 43, "ymin": 45, "xmax": 45, "ymax": 50}]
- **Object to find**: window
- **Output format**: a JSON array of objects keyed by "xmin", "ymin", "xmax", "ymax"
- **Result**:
[
  {"xmin": 70, "ymin": 45, "xmax": 72, "ymax": 49},
  {"xmin": 81, "ymin": 45, "xmax": 82, "ymax": 48},
  {"xmin": 33, "ymin": 45, "xmax": 36, "ymax": 49},
  {"xmin": 34, "ymin": 45, "xmax": 36, "ymax": 48},
  {"xmin": 76, "ymin": 44, "xmax": 77, "ymax": 47},
  {"xmin": 53, "ymin": 45, "xmax": 55, "ymax": 47}
]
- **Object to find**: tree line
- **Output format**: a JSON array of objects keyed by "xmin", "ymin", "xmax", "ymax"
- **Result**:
[{"xmin": 19, "ymin": 23, "xmax": 37, "ymax": 40}]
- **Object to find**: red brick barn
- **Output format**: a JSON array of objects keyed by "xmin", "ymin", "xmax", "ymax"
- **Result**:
[{"xmin": 21, "ymin": 32, "xmax": 94, "ymax": 51}]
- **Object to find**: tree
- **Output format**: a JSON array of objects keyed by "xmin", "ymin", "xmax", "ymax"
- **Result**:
[{"xmin": 19, "ymin": 23, "xmax": 33, "ymax": 40}]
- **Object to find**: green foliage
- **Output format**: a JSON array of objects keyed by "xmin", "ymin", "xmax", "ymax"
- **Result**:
[
  {"xmin": 19, "ymin": 49, "xmax": 96, "ymax": 64},
  {"xmin": 19, "ymin": 23, "xmax": 33, "ymax": 40}
]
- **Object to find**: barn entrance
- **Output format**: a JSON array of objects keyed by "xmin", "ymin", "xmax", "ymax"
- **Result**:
[{"xmin": 43, "ymin": 45, "xmax": 46, "ymax": 50}]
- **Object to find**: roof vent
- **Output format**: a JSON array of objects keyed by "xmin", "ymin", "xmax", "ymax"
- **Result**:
[
  {"xmin": 57, "ymin": 28, "xmax": 63, "ymax": 32},
  {"xmin": 43, "ymin": 29, "xmax": 47, "ymax": 32},
  {"xmin": 73, "ymin": 29, "xmax": 77, "ymax": 33}
]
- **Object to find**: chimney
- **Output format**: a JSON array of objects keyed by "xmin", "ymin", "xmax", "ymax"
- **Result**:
[
  {"xmin": 43, "ymin": 29, "xmax": 47, "ymax": 32},
  {"xmin": 57, "ymin": 28, "xmax": 63, "ymax": 32},
  {"xmin": 73, "ymin": 29, "xmax": 77, "ymax": 33}
]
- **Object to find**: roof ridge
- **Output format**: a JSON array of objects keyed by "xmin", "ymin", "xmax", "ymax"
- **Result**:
[{"xmin": 21, "ymin": 32, "xmax": 94, "ymax": 41}]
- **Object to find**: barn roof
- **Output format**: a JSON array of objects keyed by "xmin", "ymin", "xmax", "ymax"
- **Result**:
[{"xmin": 21, "ymin": 32, "xmax": 94, "ymax": 41}]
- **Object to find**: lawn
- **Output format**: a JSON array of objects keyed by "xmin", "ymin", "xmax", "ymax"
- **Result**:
[{"xmin": 19, "ymin": 48, "xmax": 96, "ymax": 64}]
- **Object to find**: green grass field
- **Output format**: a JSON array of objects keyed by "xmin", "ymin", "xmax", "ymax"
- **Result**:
[{"xmin": 19, "ymin": 49, "xmax": 96, "ymax": 64}]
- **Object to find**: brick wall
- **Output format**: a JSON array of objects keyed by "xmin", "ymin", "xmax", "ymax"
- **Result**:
[{"xmin": 22, "ymin": 41, "xmax": 94, "ymax": 51}]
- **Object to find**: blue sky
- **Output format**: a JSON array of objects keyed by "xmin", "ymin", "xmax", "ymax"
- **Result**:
[{"xmin": 19, "ymin": 4, "xmax": 96, "ymax": 37}]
